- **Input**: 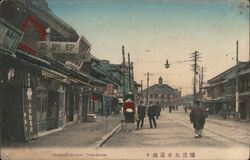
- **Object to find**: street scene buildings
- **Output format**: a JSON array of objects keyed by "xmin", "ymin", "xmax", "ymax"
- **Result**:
[{"xmin": 0, "ymin": 0, "xmax": 249, "ymax": 160}]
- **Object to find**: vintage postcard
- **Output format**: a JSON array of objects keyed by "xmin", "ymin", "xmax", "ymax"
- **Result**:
[{"xmin": 0, "ymin": 0, "xmax": 249, "ymax": 160}]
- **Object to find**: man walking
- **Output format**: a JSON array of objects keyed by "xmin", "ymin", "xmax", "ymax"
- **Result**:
[
  {"xmin": 136, "ymin": 101, "xmax": 146, "ymax": 130},
  {"xmin": 148, "ymin": 101, "xmax": 157, "ymax": 128},
  {"xmin": 169, "ymin": 104, "xmax": 173, "ymax": 113},
  {"xmin": 189, "ymin": 100, "xmax": 208, "ymax": 138},
  {"xmin": 155, "ymin": 102, "xmax": 161, "ymax": 119}
]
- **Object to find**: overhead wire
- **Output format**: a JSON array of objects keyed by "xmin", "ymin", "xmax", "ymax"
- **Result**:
[{"xmin": 197, "ymin": 0, "xmax": 240, "ymax": 50}]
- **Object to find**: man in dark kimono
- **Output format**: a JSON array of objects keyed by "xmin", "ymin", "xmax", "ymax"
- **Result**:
[
  {"xmin": 136, "ymin": 100, "xmax": 146, "ymax": 130},
  {"xmin": 155, "ymin": 102, "xmax": 161, "ymax": 119},
  {"xmin": 148, "ymin": 101, "xmax": 157, "ymax": 128},
  {"xmin": 189, "ymin": 100, "xmax": 208, "ymax": 138}
]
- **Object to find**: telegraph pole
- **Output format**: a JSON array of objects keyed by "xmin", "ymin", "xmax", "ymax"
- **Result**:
[
  {"xmin": 236, "ymin": 40, "xmax": 240, "ymax": 119},
  {"xmin": 201, "ymin": 66, "xmax": 204, "ymax": 100},
  {"xmin": 122, "ymin": 46, "xmax": 126, "ymax": 99},
  {"xmin": 199, "ymin": 66, "xmax": 204, "ymax": 100},
  {"xmin": 146, "ymin": 72, "xmax": 149, "ymax": 107},
  {"xmin": 249, "ymin": 0, "xmax": 250, "ymax": 61},
  {"xmin": 191, "ymin": 50, "xmax": 200, "ymax": 103},
  {"xmin": 194, "ymin": 51, "xmax": 197, "ymax": 102},
  {"xmin": 122, "ymin": 45, "xmax": 125, "ymax": 64},
  {"xmin": 141, "ymin": 80, "xmax": 143, "ymax": 93},
  {"xmin": 140, "ymin": 80, "xmax": 143, "ymax": 101},
  {"xmin": 128, "ymin": 53, "xmax": 132, "ymax": 92},
  {"xmin": 131, "ymin": 62, "xmax": 135, "ymax": 100}
]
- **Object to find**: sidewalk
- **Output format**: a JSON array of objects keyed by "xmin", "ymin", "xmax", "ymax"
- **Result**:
[{"xmin": 3, "ymin": 113, "xmax": 122, "ymax": 148}]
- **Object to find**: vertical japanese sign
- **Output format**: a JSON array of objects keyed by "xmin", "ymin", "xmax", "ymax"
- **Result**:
[
  {"xmin": 0, "ymin": 18, "xmax": 23, "ymax": 51},
  {"xmin": 23, "ymin": 73, "xmax": 37, "ymax": 140}
]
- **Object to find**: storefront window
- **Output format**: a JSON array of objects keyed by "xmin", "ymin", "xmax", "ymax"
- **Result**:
[{"xmin": 36, "ymin": 90, "xmax": 48, "ymax": 121}]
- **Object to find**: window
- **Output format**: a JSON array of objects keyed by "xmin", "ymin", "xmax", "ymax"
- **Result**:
[{"xmin": 36, "ymin": 90, "xmax": 48, "ymax": 121}]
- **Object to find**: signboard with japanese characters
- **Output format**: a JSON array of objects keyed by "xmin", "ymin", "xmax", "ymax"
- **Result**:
[
  {"xmin": 0, "ymin": 18, "xmax": 23, "ymax": 51},
  {"xmin": 38, "ymin": 40, "xmax": 79, "ymax": 54},
  {"xmin": 38, "ymin": 36, "xmax": 90, "ymax": 54},
  {"xmin": 38, "ymin": 36, "xmax": 91, "ymax": 62},
  {"xmin": 23, "ymin": 73, "xmax": 37, "ymax": 140}
]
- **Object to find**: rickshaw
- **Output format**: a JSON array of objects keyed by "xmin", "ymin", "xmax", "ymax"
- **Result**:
[{"xmin": 122, "ymin": 93, "xmax": 135, "ymax": 123}]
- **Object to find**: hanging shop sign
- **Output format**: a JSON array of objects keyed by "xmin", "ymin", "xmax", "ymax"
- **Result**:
[
  {"xmin": 38, "ymin": 36, "xmax": 91, "ymax": 61},
  {"xmin": 0, "ymin": 18, "xmax": 23, "ymax": 51},
  {"xmin": 19, "ymin": 16, "xmax": 46, "ymax": 54},
  {"xmin": 38, "ymin": 40, "xmax": 78, "ymax": 54}
]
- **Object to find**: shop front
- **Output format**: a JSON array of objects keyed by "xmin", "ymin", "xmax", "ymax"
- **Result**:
[{"xmin": 35, "ymin": 73, "xmax": 66, "ymax": 133}]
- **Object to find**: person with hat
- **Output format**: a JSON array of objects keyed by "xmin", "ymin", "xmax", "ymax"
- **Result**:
[
  {"xmin": 136, "ymin": 100, "xmax": 146, "ymax": 130},
  {"xmin": 147, "ymin": 101, "xmax": 157, "ymax": 129}
]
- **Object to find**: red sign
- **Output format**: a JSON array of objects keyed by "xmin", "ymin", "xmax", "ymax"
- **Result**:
[
  {"xmin": 105, "ymin": 83, "xmax": 113, "ymax": 95},
  {"xmin": 18, "ymin": 16, "xmax": 46, "ymax": 54}
]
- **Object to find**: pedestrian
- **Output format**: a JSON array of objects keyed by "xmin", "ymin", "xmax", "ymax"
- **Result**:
[
  {"xmin": 189, "ymin": 100, "xmax": 208, "ymax": 138},
  {"xmin": 222, "ymin": 104, "xmax": 228, "ymax": 120},
  {"xmin": 169, "ymin": 104, "xmax": 172, "ymax": 113},
  {"xmin": 155, "ymin": 102, "xmax": 161, "ymax": 119},
  {"xmin": 184, "ymin": 105, "xmax": 188, "ymax": 113},
  {"xmin": 147, "ymin": 101, "xmax": 157, "ymax": 128},
  {"xmin": 136, "ymin": 100, "xmax": 146, "ymax": 130}
]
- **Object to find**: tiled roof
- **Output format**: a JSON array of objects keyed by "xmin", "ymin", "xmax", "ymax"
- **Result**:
[{"xmin": 208, "ymin": 62, "xmax": 250, "ymax": 84}]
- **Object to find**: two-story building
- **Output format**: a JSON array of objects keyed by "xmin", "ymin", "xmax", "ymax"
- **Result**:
[
  {"xmin": 0, "ymin": 0, "xmax": 102, "ymax": 142},
  {"xmin": 142, "ymin": 77, "xmax": 181, "ymax": 108},
  {"xmin": 204, "ymin": 62, "xmax": 250, "ymax": 120}
]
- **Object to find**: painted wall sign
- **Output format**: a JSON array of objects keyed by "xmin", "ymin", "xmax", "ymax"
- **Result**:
[
  {"xmin": 19, "ymin": 16, "xmax": 46, "ymax": 54},
  {"xmin": 0, "ymin": 18, "xmax": 23, "ymax": 51}
]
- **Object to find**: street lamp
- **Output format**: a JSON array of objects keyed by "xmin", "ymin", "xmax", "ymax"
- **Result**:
[{"xmin": 165, "ymin": 59, "xmax": 170, "ymax": 69}]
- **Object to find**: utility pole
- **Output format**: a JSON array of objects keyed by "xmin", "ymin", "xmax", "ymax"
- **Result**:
[
  {"xmin": 146, "ymin": 72, "xmax": 149, "ymax": 107},
  {"xmin": 199, "ymin": 66, "xmax": 204, "ymax": 100},
  {"xmin": 198, "ymin": 73, "xmax": 201, "ymax": 99},
  {"xmin": 249, "ymin": 0, "xmax": 250, "ymax": 61},
  {"xmin": 131, "ymin": 62, "xmax": 135, "ymax": 100},
  {"xmin": 141, "ymin": 80, "xmax": 143, "ymax": 93},
  {"xmin": 141, "ymin": 80, "xmax": 143, "ymax": 101},
  {"xmin": 194, "ymin": 51, "xmax": 197, "ymax": 102},
  {"xmin": 235, "ymin": 40, "xmax": 240, "ymax": 119},
  {"xmin": 122, "ymin": 46, "xmax": 126, "ymax": 99},
  {"xmin": 191, "ymin": 50, "xmax": 200, "ymax": 103},
  {"xmin": 122, "ymin": 45, "xmax": 125, "ymax": 64},
  {"xmin": 201, "ymin": 66, "xmax": 204, "ymax": 100},
  {"xmin": 128, "ymin": 53, "xmax": 132, "ymax": 92}
]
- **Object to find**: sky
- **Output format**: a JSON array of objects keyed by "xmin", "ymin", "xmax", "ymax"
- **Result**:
[{"xmin": 48, "ymin": 0, "xmax": 249, "ymax": 95}]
